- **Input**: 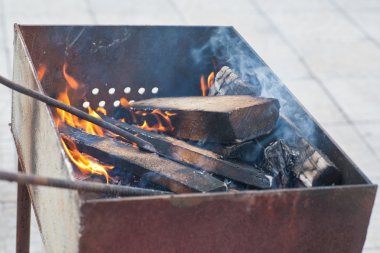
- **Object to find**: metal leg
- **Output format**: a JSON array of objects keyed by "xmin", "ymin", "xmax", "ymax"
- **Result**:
[{"xmin": 16, "ymin": 161, "xmax": 30, "ymax": 253}]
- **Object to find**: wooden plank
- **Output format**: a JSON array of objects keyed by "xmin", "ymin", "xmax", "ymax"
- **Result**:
[
  {"xmin": 130, "ymin": 95, "xmax": 280, "ymax": 143},
  {"xmin": 102, "ymin": 116, "xmax": 271, "ymax": 189},
  {"xmin": 62, "ymin": 127, "xmax": 227, "ymax": 194}
]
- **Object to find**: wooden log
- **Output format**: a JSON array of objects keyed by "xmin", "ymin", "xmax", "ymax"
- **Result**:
[
  {"xmin": 208, "ymin": 66, "xmax": 261, "ymax": 96},
  {"xmin": 292, "ymin": 138, "xmax": 342, "ymax": 187},
  {"xmin": 185, "ymin": 140, "xmax": 259, "ymax": 160},
  {"xmin": 130, "ymin": 95, "xmax": 280, "ymax": 144},
  {"xmin": 102, "ymin": 115, "xmax": 271, "ymax": 189},
  {"xmin": 62, "ymin": 127, "xmax": 227, "ymax": 194}
]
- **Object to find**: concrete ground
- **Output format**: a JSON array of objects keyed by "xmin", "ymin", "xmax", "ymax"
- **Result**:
[{"xmin": 0, "ymin": 0, "xmax": 379, "ymax": 252}]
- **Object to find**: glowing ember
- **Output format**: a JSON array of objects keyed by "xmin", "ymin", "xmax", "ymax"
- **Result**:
[{"xmin": 200, "ymin": 72, "xmax": 215, "ymax": 96}]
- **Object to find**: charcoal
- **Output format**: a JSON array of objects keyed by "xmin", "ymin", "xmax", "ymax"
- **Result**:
[
  {"xmin": 208, "ymin": 66, "xmax": 261, "ymax": 96},
  {"xmin": 263, "ymin": 140, "xmax": 298, "ymax": 188}
]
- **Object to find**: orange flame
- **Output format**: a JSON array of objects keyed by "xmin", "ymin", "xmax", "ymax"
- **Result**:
[
  {"xmin": 63, "ymin": 63, "xmax": 80, "ymax": 89},
  {"xmin": 37, "ymin": 64, "xmax": 47, "ymax": 81},
  {"xmin": 136, "ymin": 109, "xmax": 176, "ymax": 132},
  {"xmin": 118, "ymin": 98, "xmax": 176, "ymax": 133},
  {"xmin": 200, "ymin": 75, "xmax": 207, "ymax": 96},
  {"xmin": 61, "ymin": 136, "xmax": 112, "ymax": 183},
  {"xmin": 120, "ymin": 97, "xmax": 130, "ymax": 107},
  {"xmin": 200, "ymin": 72, "xmax": 215, "ymax": 96},
  {"xmin": 207, "ymin": 72, "xmax": 215, "ymax": 88},
  {"xmin": 47, "ymin": 64, "xmax": 114, "ymax": 183},
  {"xmin": 41, "ymin": 63, "xmax": 178, "ymax": 183}
]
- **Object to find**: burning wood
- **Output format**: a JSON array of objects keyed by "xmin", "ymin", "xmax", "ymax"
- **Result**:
[
  {"xmin": 62, "ymin": 126, "xmax": 227, "ymax": 193},
  {"xmin": 1, "ymin": 60, "xmax": 339, "ymax": 192},
  {"xmin": 102, "ymin": 115, "xmax": 272, "ymax": 189},
  {"xmin": 130, "ymin": 95, "xmax": 280, "ymax": 143}
]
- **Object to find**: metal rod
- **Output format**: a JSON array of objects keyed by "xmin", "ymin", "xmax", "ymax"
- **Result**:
[
  {"xmin": 16, "ymin": 162, "xmax": 31, "ymax": 253},
  {"xmin": 0, "ymin": 170, "xmax": 170, "ymax": 196},
  {"xmin": 0, "ymin": 75, "xmax": 156, "ymax": 153}
]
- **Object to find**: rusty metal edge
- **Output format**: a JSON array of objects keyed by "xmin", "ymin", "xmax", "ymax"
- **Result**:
[
  {"xmin": 79, "ymin": 183, "xmax": 377, "ymax": 253},
  {"xmin": 82, "ymin": 183, "xmax": 377, "ymax": 205},
  {"xmin": 11, "ymin": 24, "xmax": 82, "ymax": 253},
  {"xmin": 14, "ymin": 24, "xmax": 377, "ymax": 201}
]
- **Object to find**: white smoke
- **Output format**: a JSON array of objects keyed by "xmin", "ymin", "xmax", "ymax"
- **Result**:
[{"xmin": 192, "ymin": 27, "xmax": 317, "ymax": 145}]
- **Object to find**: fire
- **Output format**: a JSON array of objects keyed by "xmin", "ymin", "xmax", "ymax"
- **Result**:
[
  {"xmin": 135, "ymin": 109, "xmax": 176, "ymax": 132},
  {"xmin": 118, "ymin": 98, "xmax": 176, "ymax": 133},
  {"xmin": 63, "ymin": 63, "xmax": 79, "ymax": 89},
  {"xmin": 61, "ymin": 136, "xmax": 112, "ymax": 183},
  {"xmin": 43, "ymin": 64, "xmax": 114, "ymax": 183},
  {"xmin": 37, "ymin": 64, "xmax": 47, "ymax": 81},
  {"xmin": 39, "ymin": 63, "xmax": 178, "ymax": 183},
  {"xmin": 200, "ymin": 72, "xmax": 215, "ymax": 96},
  {"xmin": 120, "ymin": 97, "xmax": 130, "ymax": 107}
]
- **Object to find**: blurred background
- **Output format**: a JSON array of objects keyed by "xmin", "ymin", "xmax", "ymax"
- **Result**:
[{"xmin": 0, "ymin": 0, "xmax": 379, "ymax": 252}]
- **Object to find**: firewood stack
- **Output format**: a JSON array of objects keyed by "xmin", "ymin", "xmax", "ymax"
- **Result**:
[{"xmin": 62, "ymin": 66, "xmax": 342, "ymax": 194}]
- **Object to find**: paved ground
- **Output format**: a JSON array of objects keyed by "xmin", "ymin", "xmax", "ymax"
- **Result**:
[{"xmin": 0, "ymin": 0, "xmax": 379, "ymax": 252}]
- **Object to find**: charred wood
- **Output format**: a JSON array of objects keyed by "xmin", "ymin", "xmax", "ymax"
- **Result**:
[
  {"xmin": 199, "ymin": 116, "xmax": 342, "ymax": 188},
  {"xmin": 260, "ymin": 118, "xmax": 341, "ymax": 188},
  {"xmin": 263, "ymin": 140, "xmax": 299, "ymax": 188},
  {"xmin": 62, "ymin": 127, "xmax": 227, "ymax": 194},
  {"xmin": 293, "ymin": 138, "xmax": 342, "ymax": 187},
  {"xmin": 263, "ymin": 138, "xmax": 341, "ymax": 188},
  {"xmin": 101, "ymin": 115, "xmax": 272, "ymax": 189},
  {"xmin": 208, "ymin": 66, "xmax": 261, "ymax": 96},
  {"xmin": 131, "ymin": 95, "xmax": 280, "ymax": 143},
  {"xmin": 187, "ymin": 140, "xmax": 259, "ymax": 160}
]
